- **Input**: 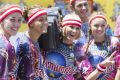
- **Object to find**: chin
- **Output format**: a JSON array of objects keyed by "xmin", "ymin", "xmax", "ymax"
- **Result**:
[
  {"xmin": 96, "ymin": 34, "xmax": 104, "ymax": 37},
  {"xmin": 11, "ymin": 32, "xmax": 17, "ymax": 36},
  {"xmin": 42, "ymin": 30, "xmax": 47, "ymax": 33}
]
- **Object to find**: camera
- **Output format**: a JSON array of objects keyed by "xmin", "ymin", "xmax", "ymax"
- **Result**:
[{"xmin": 38, "ymin": 7, "xmax": 62, "ymax": 51}]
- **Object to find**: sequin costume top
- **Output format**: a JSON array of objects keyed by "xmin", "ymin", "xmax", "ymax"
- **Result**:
[
  {"xmin": 78, "ymin": 37, "xmax": 119, "ymax": 80},
  {"xmin": 45, "ymin": 42, "xmax": 77, "ymax": 80},
  {"xmin": 0, "ymin": 34, "xmax": 17, "ymax": 80},
  {"xmin": 10, "ymin": 32, "xmax": 43, "ymax": 80}
]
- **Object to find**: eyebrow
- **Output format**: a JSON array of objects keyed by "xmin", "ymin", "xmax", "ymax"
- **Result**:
[{"xmin": 11, "ymin": 16, "xmax": 22, "ymax": 19}]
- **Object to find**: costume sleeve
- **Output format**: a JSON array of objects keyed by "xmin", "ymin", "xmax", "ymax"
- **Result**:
[
  {"xmin": 0, "ymin": 48, "xmax": 8, "ymax": 79},
  {"xmin": 115, "ymin": 53, "xmax": 120, "ymax": 69}
]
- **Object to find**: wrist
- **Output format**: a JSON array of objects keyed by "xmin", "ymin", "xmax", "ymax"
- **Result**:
[{"xmin": 96, "ymin": 64, "xmax": 106, "ymax": 72}]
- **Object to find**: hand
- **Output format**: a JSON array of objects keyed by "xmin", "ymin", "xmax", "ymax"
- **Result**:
[{"xmin": 100, "ymin": 51, "xmax": 116, "ymax": 67}]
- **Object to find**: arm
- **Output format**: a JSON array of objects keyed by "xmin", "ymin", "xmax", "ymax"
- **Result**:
[
  {"xmin": 115, "ymin": 68, "xmax": 120, "ymax": 80},
  {"xmin": 87, "ymin": 51, "xmax": 116, "ymax": 80},
  {"xmin": 0, "ymin": 48, "xmax": 8, "ymax": 79},
  {"xmin": 115, "ymin": 53, "xmax": 120, "ymax": 80},
  {"xmin": 86, "ymin": 69, "xmax": 102, "ymax": 80}
]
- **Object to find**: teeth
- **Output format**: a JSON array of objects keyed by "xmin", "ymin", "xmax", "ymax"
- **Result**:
[
  {"xmin": 97, "ymin": 31, "xmax": 102, "ymax": 33},
  {"xmin": 11, "ymin": 27, "xmax": 18, "ymax": 31}
]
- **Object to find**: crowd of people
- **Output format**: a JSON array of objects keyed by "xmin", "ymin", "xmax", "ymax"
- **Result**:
[{"xmin": 0, "ymin": 0, "xmax": 120, "ymax": 80}]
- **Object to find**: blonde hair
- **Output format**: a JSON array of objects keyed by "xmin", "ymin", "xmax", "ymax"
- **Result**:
[{"xmin": 62, "ymin": 13, "xmax": 82, "ymax": 39}]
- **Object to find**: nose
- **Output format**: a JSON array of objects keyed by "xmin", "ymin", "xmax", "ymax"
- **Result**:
[
  {"xmin": 98, "ymin": 26, "xmax": 102, "ymax": 30},
  {"xmin": 82, "ymin": 5, "xmax": 86, "ymax": 10},
  {"xmin": 72, "ymin": 28, "xmax": 77, "ymax": 33},
  {"xmin": 44, "ymin": 21, "xmax": 48, "ymax": 28},
  {"xmin": 15, "ymin": 22, "xmax": 20, "ymax": 29}
]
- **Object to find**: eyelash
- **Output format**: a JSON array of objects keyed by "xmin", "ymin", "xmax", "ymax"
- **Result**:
[
  {"xmin": 10, "ymin": 19, "xmax": 22, "ymax": 22},
  {"xmin": 70, "ymin": 26, "xmax": 80, "ymax": 30}
]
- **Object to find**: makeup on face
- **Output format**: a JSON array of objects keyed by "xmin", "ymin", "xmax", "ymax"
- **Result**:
[
  {"xmin": 3, "ymin": 12, "xmax": 22, "ymax": 36},
  {"xmin": 65, "ymin": 25, "xmax": 80, "ymax": 41}
]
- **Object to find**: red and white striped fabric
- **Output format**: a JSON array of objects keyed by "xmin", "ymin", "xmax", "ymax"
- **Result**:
[
  {"xmin": 62, "ymin": 19, "xmax": 82, "ymax": 27},
  {"xmin": 0, "ymin": 6, "xmax": 23, "ymax": 22},
  {"xmin": 27, "ymin": 9, "xmax": 47, "ymax": 26},
  {"xmin": 97, "ymin": 64, "xmax": 106, "ymax": 72},
  {"xmin": 89, "ymin": 15, "xmax": 107, "ymax": 25},
  {"xmin": 62, "ymin": 13, "xmax": 82, "ymax": 27}
]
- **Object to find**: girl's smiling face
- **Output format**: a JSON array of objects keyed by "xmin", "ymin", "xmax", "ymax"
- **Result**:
[
  {"xmin": 31, "ymin": 15, "xmax": 48, "ymax": 34},
  {"xmin": 2, "ymin": 12, "xmax": 22, "ymax": 36},
  {"xmin": 62, "ymin": 25, "xmax": 81, "ymax": 41},
  {"xmin": 90, "ymin": 18, "xmax": 107, "ymax": 37}
]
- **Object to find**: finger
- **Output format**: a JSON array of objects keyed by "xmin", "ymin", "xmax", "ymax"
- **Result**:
[
  {"xmin": 105, "ymin": 60, "xmax": 115, "ymax": 65},
  {"xmin": 109, "ymin": 61, "xmax": 115, "ymax": 64},
  {"xmin": 109, "ymin": 51, "xmax": 117, "ymax": 60}
]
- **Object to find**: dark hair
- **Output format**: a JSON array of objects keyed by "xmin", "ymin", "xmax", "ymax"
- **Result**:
[
  {"xmin": 23, "ymin": 5, "xmax": 43, "ymax": 22},
  {"xmin": 71, "ymin": 1, "xmax": 75, "ymax": 7},
  {"xmin": 93, "ymin": 3, "xmax": 99, "ymax": 11}
]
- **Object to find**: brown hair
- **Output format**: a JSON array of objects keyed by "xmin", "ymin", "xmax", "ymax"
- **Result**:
[{"xmin": 23, "ymin": 5, "xmax": 43, "ymax": 22}]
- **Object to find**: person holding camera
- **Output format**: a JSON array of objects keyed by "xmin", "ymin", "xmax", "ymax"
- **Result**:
[{"xmin": 44, "ymin": 13, "xmax": 83, "ymax": 80}]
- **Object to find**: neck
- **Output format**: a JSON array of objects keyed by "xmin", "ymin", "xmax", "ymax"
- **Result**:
[
  {"xmin": 0, "ymin": 27, "xmax": 10, "ymax": 40},
  {"xmin": 94, "ymin": 35, "xmax": 105, "ymax": 42},
  {"xmin": 27, "ymin": 30, "xmax": 41, "ymax": 42},
  {"xmin": 81, "ymin": 16, "xmax": 88, "ymax": 23},
  {"xmin": 62, "ymin": 37, "xmax": 74, "ymax": 46},
  {"xmin": 82, "ymin": 18, "xmax": 88, "ymax": 23}
]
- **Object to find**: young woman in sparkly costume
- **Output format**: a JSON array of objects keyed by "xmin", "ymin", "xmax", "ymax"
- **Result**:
[
  {"xmin": 10, "ymin": 6, "xmax": 48, "ymax": 80},
  {"xmin": 0, "ymin": 3, "xmax": 23, "ymax": 79},
  {"xmin": 44, "ymin": 13, "xmax": 83, "ymax": 80}
]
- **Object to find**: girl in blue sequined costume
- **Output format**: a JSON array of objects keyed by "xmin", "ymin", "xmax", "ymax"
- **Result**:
[
  {"xmin": 76, "ymin": 12, "xmax": 120, "ymax": 80},
  {"xmin": 44, "ymin": 13, "xmax": 83, "ymax": 80},
  {"xmin": 10, "ymin": 6, "xmax": 48, "ymax": 80}
]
